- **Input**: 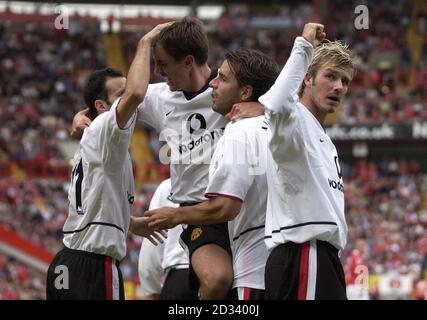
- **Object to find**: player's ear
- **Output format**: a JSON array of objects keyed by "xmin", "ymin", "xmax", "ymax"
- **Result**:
[
  {"xmin": 94, "ymin": 99, "xmax": 108, "ymax": 115},
  {"xmin": 183, "ymin": 55, "xmax": 195, "ymax": 69},
  {"xmin": 303, "ymin": 72, "xmax": 313, "ymax": 88},
  {"xmin": 240, "ymin": 85, "xmax": 253, "ymax": 102}
]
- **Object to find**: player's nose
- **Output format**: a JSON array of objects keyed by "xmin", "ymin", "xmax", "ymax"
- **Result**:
[
  {"xmin": 333, "ymin": 79, "xmax": 344, "ymax": 93},
  {"xmin": 209, "ymin": 76, "xmax": 218, "ymax": 88}
]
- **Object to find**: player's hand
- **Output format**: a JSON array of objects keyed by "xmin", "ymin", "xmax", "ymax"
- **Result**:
[
  {"xmin": 141, "ymin": 21, "xmax": 174, "ymax": 44},
  {"xmin": 225, "ymin": 102, "xmax": 265, "ymax": 122},
  {"xmin": 70, "ymin": 109, "xmax": 91, "ymax": 139},
  {"xmin": 302, "ymin": 23, "xmax": 326, "ymax": 47},
  {"xmin": 144, "ymin": 207, "xmax": 179, "ymax": 230},
  {"xmin": 129, "ymin": 216, "xmax": 167, "ymax": 245}
]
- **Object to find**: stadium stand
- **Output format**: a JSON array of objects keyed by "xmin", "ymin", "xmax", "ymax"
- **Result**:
[{"xmin": 1, "ymin": 0, "xmax": 427, "ymax": 299}]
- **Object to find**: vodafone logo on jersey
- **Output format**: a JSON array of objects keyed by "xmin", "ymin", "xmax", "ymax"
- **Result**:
[
  {"xmin": 186, "ymin": 113, "xmax": 207, "ymax": 134},
  {"xmin": 328, "ymin": 156, "xmax": 344, "ymax": 193},
  {"xmin": 176, "ymin": 113, "xmax": 223, "ymax": 157},
  {"xmin": 158, "ymin": 113, "xmax": 225, "ymax": 165}
]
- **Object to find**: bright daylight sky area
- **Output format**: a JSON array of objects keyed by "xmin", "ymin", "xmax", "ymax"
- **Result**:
[{"xmin": 0, "ymin": 1, "xmax": 224, "ymax": 19}]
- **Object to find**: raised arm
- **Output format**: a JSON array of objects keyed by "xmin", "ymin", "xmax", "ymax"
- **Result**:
[
  {"xmin": 69, "ymin": 22, "xmax": 173, "ymax": 137},
  {"xmin": 259, "ymin": 23, "xmax": 325, "ymax": 114},
  {"xmin": 116, "ymin": 22, "xmax": 173, "ymax": 128}
]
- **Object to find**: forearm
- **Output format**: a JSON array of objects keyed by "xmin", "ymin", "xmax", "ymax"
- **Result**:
[
  {"xmin": 226, "ymin": 101, "xmax": 265, "ymax": 121},
  {"xmin": 116, "ymin": 39, "xmax": 151, "ymax": 127},
  {"xmin": 175, "ymin": 198, "xmax": 238, "ymax": 226},
  {"xmin": 117, "ymin": 22, "xmax": 172, "ymax": 127},
  {"xmin": 259, "ymin": 37, "xmax": 313, "ymax": 113}
]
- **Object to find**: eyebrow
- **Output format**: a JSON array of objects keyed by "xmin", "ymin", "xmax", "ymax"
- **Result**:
[
  {"xmin": 325, "ymin": 68, "xmax": 351, "ymax": 82},
  {"xmin": 325, "ymin": 68, "xmax": 339, "ymax": 74},
  {"xmin": 218, "ymin": 69, "xmax": 227, "ymax": 79}
]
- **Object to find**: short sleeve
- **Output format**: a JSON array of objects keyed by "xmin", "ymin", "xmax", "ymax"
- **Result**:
[
  {"xmin": 95, "ymin": 98, "xmax": 136, "ymax": 171},
  {"xmin": 205, "ymin": 124, "xmax": 255, "ymax": 201},
  {"xmin": 137, "ymin": 85, "xmax": 165, "ymax": 131}
]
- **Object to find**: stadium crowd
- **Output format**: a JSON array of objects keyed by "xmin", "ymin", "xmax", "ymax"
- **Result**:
[
  {"xmin": 2, "ymin": 158, "xmax": 426, "ymax": 299},
  {"xmin": 0, "ymin": 255, "xmax": 45, "ymax": 299},
  {"xmin": 1, "ymin": 0, "xmax": 427, "ymax": 299}
]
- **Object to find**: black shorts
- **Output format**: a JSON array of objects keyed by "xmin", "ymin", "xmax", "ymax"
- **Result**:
[
  {"xmin": 230, "ymin": 287, "xmax": 265, "ymax": 300},
  {"xmin": 264, "ymin": 240, "xmax": 347, "ymax": 300},
  {"xmin": 180, "ymin": 222, "xmax": 232, "ymax": 289},
  {"xmin": 46, "ymin": 247, "xmax": 124, "ymax": 300},
  {"xmin": 160, "ymin": 268, "xmax": 199, "ymax": 300}
]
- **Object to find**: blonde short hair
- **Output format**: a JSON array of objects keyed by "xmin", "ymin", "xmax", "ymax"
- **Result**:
[{"xmin": 298, "ymin": 40, "xmax": 356, "ymax": 97}]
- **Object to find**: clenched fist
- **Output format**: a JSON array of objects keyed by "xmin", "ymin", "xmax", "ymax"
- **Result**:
[{"xmin": 302, "ymin": 23, "xmax": 326, "ymax": 47}]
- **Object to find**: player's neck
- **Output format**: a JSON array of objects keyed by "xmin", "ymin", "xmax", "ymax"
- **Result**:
[
  {"xmin": 300, "ymin": 94, "xmax": 327, "ymax": 125},
  {"xmin": 186, "ymin": 64, "xmax": 211, "ymax": 93}
]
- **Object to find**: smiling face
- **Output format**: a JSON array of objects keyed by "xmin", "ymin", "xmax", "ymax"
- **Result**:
[
  {"xmin": 209, "ymin": 60, "xmax": 245, "ymax": 116},
  {"xmin": 302, "ymin": 64, "xmax": 353, "ymax": 119}
]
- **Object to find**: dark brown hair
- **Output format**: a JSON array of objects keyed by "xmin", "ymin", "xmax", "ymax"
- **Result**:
[
  {"xmin": 83, "ymin": 68, "xmax": 124, "ymax": 119},
  {"xmin": 153, "ymin": 16, "xmax": 209, "ymax": 65},
  {"xmin": 225, "ymin": 48, "xmax": 280, "ymax": 101}
]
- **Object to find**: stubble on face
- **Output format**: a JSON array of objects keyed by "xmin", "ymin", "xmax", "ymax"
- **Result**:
[
  {"xmin": 210, "ymin": 60, "xmax": 242, "ymax": 116},
  {"xmin": 309, "ymin": 66, "xmax": 352, "ymax": 116}
]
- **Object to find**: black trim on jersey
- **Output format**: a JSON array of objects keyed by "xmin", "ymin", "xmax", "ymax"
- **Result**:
[
  {"xmin": 232, "ymin": 224, "xmax": 265, "ymax": 241},
  {"xmin": 264, "ymin": 221, "xmax": 338, "ymax": 239},
  {"xmin": 182, "ymin": 69, "xmax": 217, "ymax": 100},
  {"xmin": 262, "ymin": 120, "xmax": 268, "ymax": 130},
  {"xmin": 74, "ymin": 160, "xmax": 84, "ymax": 215},
  {"xmin": 63, "ymin": 222, "xmax": 125, "ymax": 234}
]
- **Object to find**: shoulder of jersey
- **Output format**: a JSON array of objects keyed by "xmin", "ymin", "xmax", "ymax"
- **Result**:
[
  {"xmin": 85, "ymin": 108, "xmax": 111, "ymax": 133},
  {"xmin": 148, "ymin": 82, "xmax": 170, "ymax": 94},
  {"xmin": 228, "ymin": 115, "xmax": 266, "ymax": 130},
  {"xmin": 158, "ymin": 178, "xmax": 172, "ymax": 191},
  {"xmin": 222, "ymin": 117, "xmax": 266, "ymax": 142}
]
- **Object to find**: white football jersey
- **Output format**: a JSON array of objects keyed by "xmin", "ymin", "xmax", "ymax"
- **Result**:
[
  {"xmin": 137, "ymin": 79, "xmax": 228, "ymax": 204},
  {"xmin": 63, "ymin": 99, "xmax": 137, "ymax": 261},
  {"xmin": 138, "ymin": 178, "xmax": 187, "ymax": 296},
  {"xmin": 148, "ymin": 179, "xmax": 188, "ymax": 272},
  {"xmin": 205, "ymin": 116, "xmax": 269, "ymax": 290},
  {"xmin": 259, "ymin": 36, "xmax": 348, "ymax": 251},
  {"xmin": 162, "ymin": 226, "xmax": 189, "ymax": 272},
  {"xmin": 138, "ymin": 236, "xmax": 164, "ymax": 296}
]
